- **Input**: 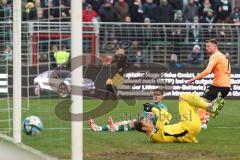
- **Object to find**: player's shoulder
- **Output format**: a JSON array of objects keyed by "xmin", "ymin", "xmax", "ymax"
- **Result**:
[
  {"xmin": 159, "ymin": 102, "xmax": 167, "ymax": 107},
  {"xmin": 211, "ymin": 51, "xmax": 224, "ymax": 60},
  {"xmin": 216, "ymin": 51, "xmax": 225, "ymax": 57},
  {"xmin": 154, "ymin": 102, "xmax": 168, "ymax": 111}
]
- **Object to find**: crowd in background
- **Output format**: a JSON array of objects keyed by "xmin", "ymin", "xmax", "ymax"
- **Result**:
[
  {"xmin": 83, "ymin": 0, "xmax": 240, "ymax": 24},
  {"xmin": 0, "ymin": 0, "xmax": 239, "ymax": 23},
  {"xmin": 0, "ymin": 0, "xmax": 71, "ymax": 21}
]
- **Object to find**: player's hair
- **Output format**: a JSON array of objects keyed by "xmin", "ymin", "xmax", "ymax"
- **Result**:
[
  {"xmin": 153, "ymin": 88, "xmax": 164, "ymax": 95},
  {"xmin": 117, "ymin": 46, "xmax": 125, "ymax": 50},
  {"xmin": 206, "ymin": 39, "xmax": 218, "ymax": 45},
  {"xmin": 134, "ymin": 121, "xmax": 146, "ymax": 133}
]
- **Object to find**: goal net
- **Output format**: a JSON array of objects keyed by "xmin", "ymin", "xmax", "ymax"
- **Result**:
[{"xmin": 0, "ymin": 13, "xmax": 95, "ymax": 160}]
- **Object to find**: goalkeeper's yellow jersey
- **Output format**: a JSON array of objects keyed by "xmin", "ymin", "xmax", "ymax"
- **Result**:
[{"xmin": 149, "ymin": 107, "xmax": 200, "ymax": 143}]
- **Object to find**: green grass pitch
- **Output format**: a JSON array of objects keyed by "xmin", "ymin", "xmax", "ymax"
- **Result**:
[{"xmin": 1, "ymin": 98, "xmax": 240, "ymax": 160}]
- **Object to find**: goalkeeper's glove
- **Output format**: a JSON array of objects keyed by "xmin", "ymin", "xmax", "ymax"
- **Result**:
[{"xmin": 143, "ymin": 103, "xmax": 154, "ymax": 112}]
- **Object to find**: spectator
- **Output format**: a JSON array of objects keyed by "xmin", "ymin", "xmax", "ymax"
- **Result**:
[
  {"xmin": 142, "ymin": 18, "xmax": 153, "ymax": 46},
  {"xmin": 143, "ymin": 17, "xmax": 161, "ymax": 61},
  {"xmin": 231, "ymin": 9, "xmax": 240, "ymax": 40},
  {"xmin": 224, "ymin": 52, "xmax": 231, "ymax": 65},
  {"xmin": 170, "ymin": 53, "xmax": 178, "ymax": 64},
  {"xmin": 98, "ymin": 0, "xmax": 118, "ymax": 42},
  {"xmin": 124, "ymin": 15, "xmax": 131, "ymax": 23},
  {"xmin": 130, "ymin": 51, "xmax": 144, "ymax": 65},
  {"xmin": 83, "ymin": 3, "xmax": 97, "ymax": 22},
  {"xmin": 52, "ymin": 0, "xmax": 60, "ymax": 7},
  {"xmin": 0, "ymin": 0, "xmax": 12, "ymax": 22},
  {"xmin": 3, "ymin": 45, "xmax": 13, "ymax": 63},
  {"xmin": 169, "ymin": 53, "xmax": 184, "ymax": 68},
  {"xmin": 114, "ymin": 0, "xmax": 129, "ymax": 22},
  {"xmin": 216, "ymin": 0, "xmax": 232, "ymax": 23},
  {"xmin": 43, "ymin": 0, "xmax": 60, "ymax": 21},
  {"xmin": 124, "ymin": 0, "xmax": 134, "ymax": 6},
  {"xmin": 210, "ymin": 0, "xmax": 222, "ymax": 13},
  {"xmin": 111, "ymin": 47, "xmax": 129, "ymax": 76},
  {"xmin": 129, "ymin": 0, "xmax": 144, "ymax": 23},
  {"xmin": 60, "ymin": 1, "xmax": 70, "ymax": 21},
  {"xmin": 23, "ymin": 1, "xmax": 37, "ymax": 20},
  {"xmin": 0, "ymin": 0, "xmax": 12, "ymax": 43},
  {"xmin": 127, "ymin": 41, "xmax": 143, "ymax": 62},
  {"xmin": 83, "ymin": 0, "xmax": 87, "ymax": 9},
  {"xmin": 194, "ymin": 0, "xmax": 202, "ymax": 9},
  {"xmin": 230, "ymin": 7, "xmax": 240, "ymax": 23},
  {"xmin": 142, "ymin": 0, "xmax": 158, "ymax": 22},
  {"xmin": 182, "ymin": 0, "xmax": 198, "ymax": 22},
  {"xmin": 199, "ymin": 0, "xmax": 214, "ymax": 20},
  {"xmin": 54, "ymin": 45, "xmax": 70, "ymax": 70},
  {"xmin": 50, "ymin": 45, "xmax": 58, "ymax": 69},
  {"xmin": 157, "ymin": 0, "xmax": 174, "ymax": 23},
  {"xmin": 173, "ymin": 10, "xmax": 184, "ymax": 23},
  {"xmin": 87, "ymin": 0, "xmax": 105, "ymax": 13},
  {"xmin": 187, "ymin": 44, "xmax": 204, "ymax": 66},
  {"xmin": 182, "ymin": 0, "xmax": 188, "ymax": 5},
  {"xmin": 172, "ymin": 10, "xmax": 186, "ymax": 56},
  {"xmin": 42, "ymin": 6, "xmax": 49, "ymax": 20},
  {"xmin": 225, "ymin": 52, "xmax": 230, "ymax": 59},
  {"xmin": 201, "ymin": 9, "xmax": 217, "ymax": 41},
  {"xmin": 135, "ymin": 51, "xmax": 144, "ymax": 63},
  {"xmin": 201, "ymin": 8, "xmax": 217, "ymax": 23},
  {"xmin": 61, "ymin": 0, "xmax": 70, "ymax": 7},
  {"xmin": 216, "ymin": 22, "xmax": 231, "ymax": 42},
  {"xmin": 35, "ymin": 0, "xmax": 44, "ymax": 20},
  {"xmin": 168, "ymin": 0, "xmax": 183, "ymax": 11},
  {"xmin": 116, "ymin": 16, "xmax": 133, "ymax": 42},
  {"xmin": 189, "ymin": 16, "xmax": 202, "ymax": 42},
  {"xmin": 98, "ymin": 0, "xmax": 118, "ymax": 22}
]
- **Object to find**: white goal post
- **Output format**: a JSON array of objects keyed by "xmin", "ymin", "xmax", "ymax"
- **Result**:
[
  {"xmin": 13, "ymin": 0, "xmax": 22, "ymax": 144},
  {"xmin": 71, "ymin": 0, "xmax": 83, "ymax": 160}
]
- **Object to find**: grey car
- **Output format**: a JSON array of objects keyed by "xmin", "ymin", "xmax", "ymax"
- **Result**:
[{"xmin": 34, "ymin": 70, "xmax": 95, "ymax": 98}]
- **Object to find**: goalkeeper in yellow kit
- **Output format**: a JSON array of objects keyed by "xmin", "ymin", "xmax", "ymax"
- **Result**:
[
  {"xmin": 134, "ymin": 92, "xmax": 224, "ymax": 143},
  {"xmin": 88, "ymin": 88, "xmax": 169, "ymax": 132}
]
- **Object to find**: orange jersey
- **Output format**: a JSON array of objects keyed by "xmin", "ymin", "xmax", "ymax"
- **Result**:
[{"xmin": 192, "ymin": 51, "xmax": 231, "ymax": 87}]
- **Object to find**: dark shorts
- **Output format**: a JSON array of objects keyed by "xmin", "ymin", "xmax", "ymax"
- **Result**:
[{"xmin": 202, "ymin": 85, "xmax": 230, "ymax": 101}]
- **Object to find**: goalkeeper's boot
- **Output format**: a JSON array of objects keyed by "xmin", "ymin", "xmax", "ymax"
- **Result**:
[
  {"xmin": 88, "ymin": 119, "xmax": 101, "ymax": 132},
  {"xmin": 108, "ymin": 116, "xmax": 117, "ymax": 132},
  {"xmin": 210, "ymin": 93, "xmax": 224, "ymax": 117}
]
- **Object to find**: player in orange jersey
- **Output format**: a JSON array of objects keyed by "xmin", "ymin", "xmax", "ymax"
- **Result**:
[{"xmin": 186, "ymin": 39, "xmax": 231, "ymax": 129}]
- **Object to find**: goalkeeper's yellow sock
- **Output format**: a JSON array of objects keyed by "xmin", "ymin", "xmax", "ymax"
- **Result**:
[{"xmin": 179, "ymin": 93, "xmax": 209, "ymax": 110}]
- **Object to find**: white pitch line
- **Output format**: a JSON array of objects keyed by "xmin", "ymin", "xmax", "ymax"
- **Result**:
[
  {"xmin": 43, "ymin": 128, "xmax": 71, "ymax": 130},
  {"xmin": 213, "ymin": 126, "xmax": 240, "ymax": 129},
  {"xmin": 0, "ymin": 128, "xmax": 91, "ymax": 131},
  {"xmin": 43, "ymin": 128, "xmax": 91, "ymax": 130}
]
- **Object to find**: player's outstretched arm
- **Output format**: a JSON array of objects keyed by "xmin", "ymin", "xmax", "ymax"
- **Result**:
[{"xmin": 186, "ymin": 56, "xmax": 217, "ymax": 84}]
